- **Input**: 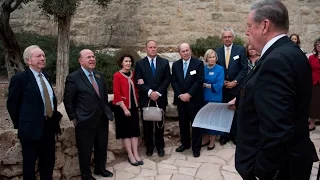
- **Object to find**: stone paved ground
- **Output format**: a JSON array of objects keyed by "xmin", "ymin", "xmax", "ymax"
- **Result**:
[{"xmin": 93, "ymin": 129, "xmax": 320, "ymax": 180}]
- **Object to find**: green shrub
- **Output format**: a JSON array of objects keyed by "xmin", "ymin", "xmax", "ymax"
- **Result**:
[
  {"xmin": 191, "ymin": 35, "xmax": 245, "ymax": 58},
  {"xmin": 0, "ymin": 32, "xmax": 119, "ymax": 93}
]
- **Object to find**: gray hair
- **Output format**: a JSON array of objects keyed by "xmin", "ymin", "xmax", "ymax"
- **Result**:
[
  {"xmin": 251, "ymin": 0, "xmax": 289, "ymax": 32},
  {"xmin": 23, "ymin": 45, "xmax": 40, "ymax": 64},
  {"xmin": 222, "ymin": 28, "xmax": 236, "ymax": 38}
]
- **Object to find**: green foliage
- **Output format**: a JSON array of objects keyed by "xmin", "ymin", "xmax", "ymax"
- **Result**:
[
  {"xmin": 39, "ymin": 0, "xmax": 80, "ymax": 17},
  {"xmin": 0, "ymin": 32, "xmax": 120, "ymax": 93},
  {"xmin": 191, "ymin": 35, "xmax": 245, "ymax": 57}
]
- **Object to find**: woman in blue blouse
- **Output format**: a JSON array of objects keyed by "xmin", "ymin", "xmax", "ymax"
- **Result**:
[{"xmin": 202, "ymin": 49, "xmax": 224, "ymax": 150}]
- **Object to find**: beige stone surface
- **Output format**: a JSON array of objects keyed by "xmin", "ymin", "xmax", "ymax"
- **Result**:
[{"xmin": 9, "ymin": 0, "xmax": 319, "ymax": 52}]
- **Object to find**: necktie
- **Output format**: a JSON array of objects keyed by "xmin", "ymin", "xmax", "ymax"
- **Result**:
[
  {"xmin": 150, "ymin": 59, "xmax": 156, "ymax": 76},
  {"xmin": 39, "ymin": 74, "xmax": 53, "ymax": 118},
  {"xmin": 226, "ymin": 47, "xmax": 230, "ymax": 69},
  {"xmin": 183, "ymin": 62, "xmax": 188, "ymax": 78},
  {"xmin": 89, "ymin": 73, "xmax": 100, "ymax": 97}
]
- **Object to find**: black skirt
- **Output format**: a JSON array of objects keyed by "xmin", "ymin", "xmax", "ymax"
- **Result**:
[{"xmin": 114, "ymin": 105, "xmax": 140, "ymax": 139}]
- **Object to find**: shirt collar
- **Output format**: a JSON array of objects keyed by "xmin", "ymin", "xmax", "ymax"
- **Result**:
[
  {"xmin": 260, "ymin": 34, "xmax": 286, "ymax": 57},
  {"xmin": 182, "ymin": 57, "xmax": 191, "ymax": 64},
  {"xmin": 81, "ymin": 66, "xmax": 93, "ymax": 77},
  {"xmin": 224, "ymin": 44, "xmax": 233, "ymax": 51},
  {"xmin": 147, "ymin": 56, "xmax": 157, "ymax": 62},
  {"xmin": 29, "ymin": 67, "xmax": 42, "ymax": 77}
]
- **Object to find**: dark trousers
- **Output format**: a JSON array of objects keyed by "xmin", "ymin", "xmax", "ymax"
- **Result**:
[
  {"xmin": 140, "ymin": 106, "xmax": 165, "ymax": 151},
  {"xmin": 75, "ymin": 116, "xmax": 109, "ymax": 180},
  {"xmin": 177, "ymin": 102, "xmax": 202, "ymax": 152},
  {"xmin": 20, "ymin": 119, "xmax": 55, "ymax": 180},
  {"xmin": 222, "ymin": 88, "xmax": 237, "ymax": 142}
]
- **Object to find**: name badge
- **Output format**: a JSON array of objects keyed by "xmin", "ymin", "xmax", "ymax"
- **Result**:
[
  {"xmin": 209, "ymin": 72, "xmax": 214, "ymax": 75},
  {"xmin": 233, "ymin": 55, "xmax": 239, "ymax": 60},
  {"xmin": 190, "ymin": 70, "xmax": 196, "ymax": 75}
]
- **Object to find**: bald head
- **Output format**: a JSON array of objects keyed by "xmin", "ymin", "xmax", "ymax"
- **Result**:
[
  {"xmin": 79, "ymin": 49, "xmax": 96, "ymax": 72},
  {"xmin": 178, "ymin": 43, "xmax": 191, "ymax": 61}
]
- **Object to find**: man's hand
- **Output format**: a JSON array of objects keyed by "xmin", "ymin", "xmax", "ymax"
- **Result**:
[
  {"xmin": 228, "ymin": 98, "xmax": 236, "ymax": 110},
  {"xmin": 180, "ymin": 93, "xmax": 191, "ymax": 102},
  {"xmin": 224, "ymin": 80, "xmax": 230, "ymax": 87},
  {"xmin": 72, "ymin": 119, "xmax": 77, "ymax": 126},
  {"xmin": 124, "ymin": 109, "xmax": 131, "ymax": 116},
  {"xmin": 137, "ymin": 79, "xmax": 144, "ymax": 85},
  {"xmin": 150, "ymin": 91, "xmax": 160, "ymax": 101},
  {"xmin": 226, "ymin": 80, "xmax": 237, "ymax": 89},
  {"xmin": 203, "ymin": 83, "xmax": 211, "ymax": 89}
]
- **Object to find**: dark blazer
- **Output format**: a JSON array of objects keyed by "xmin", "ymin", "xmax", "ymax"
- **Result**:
[
  {"xmin": 63, "ymin": 68, "xmax": 113, "ymax": 125},
  {"xmin": 216, "ymin": 44, "xmax": 247, "ymax": 95},
  {"xmin": 235, "ymin": 36, "xmax": 315, "ymax": 179},
  {"xmin": 135, "ymin": 56, "xmax": 171, "ymax": 108},
  {"xmin": 171, "ymin": 57, "xmax": 204, "ymax": 107},
  {"xmin": 7, "ymin": 68, "xmax": 60, "ymax": 140}
]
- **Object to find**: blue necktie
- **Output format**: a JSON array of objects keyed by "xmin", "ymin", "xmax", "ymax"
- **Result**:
[
  {"xmin": 183, "ymin": 62, "xmax": 188, "ymax": 78},
  {"xmin": 151, "ymin": 59, "xmax": 156, "ymax": 76}
]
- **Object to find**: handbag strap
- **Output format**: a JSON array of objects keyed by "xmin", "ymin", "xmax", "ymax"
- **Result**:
[
  {"xmin": 145, "ymin": 99, "xmax": 159, "ymax": 108},
  {"xmin": 156, "ymin": 109, "xmax": 165, "ymax": 129}
]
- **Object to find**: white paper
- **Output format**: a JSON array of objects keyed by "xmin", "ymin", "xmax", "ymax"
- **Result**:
[{"xmin": 192, "ymin": 102, "xmax": 235, "ymax": 133}]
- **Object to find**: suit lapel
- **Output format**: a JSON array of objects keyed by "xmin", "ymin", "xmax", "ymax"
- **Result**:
[
  {"xmin": 27, "ymin": 68, "xmax": 43, "ymax": 102},
  {"xmin": 176, "ymin": 59, "xmax": 184, "ymax": 81},
  {"xmin": 184, "ymin": 58, "xmax": 194, "ymax": 82},
  {"xmin": 142, "ymin": 57, "xmax": 153, "ymax": 79},
  {"xmin": 154, "ymin": 56, "xmax": 162, "ymax": 78},
  {"xmin": 219, "ymin": 48, "xmax": 226, "ymax": 68},
  {"xmin": 79, "ymin": 69, "xmax": 99, "ymax": 98},
  {"xmin": 237, "ymin": 36, "xmax": 291, "ymax": 94},
  {"xmin": 94, "ymin": 71, "xmax": 104, "ymax": 98}
]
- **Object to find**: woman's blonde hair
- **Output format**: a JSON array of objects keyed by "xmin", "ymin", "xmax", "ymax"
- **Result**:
[{"xmin": 203, "ymin": 49, "xmax": 218, "ymax": 63}]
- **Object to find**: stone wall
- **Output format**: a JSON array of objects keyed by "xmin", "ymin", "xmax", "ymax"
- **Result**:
[{"xmin": 10, "ymin": 0, "xmax": 320, "ymax": 52}]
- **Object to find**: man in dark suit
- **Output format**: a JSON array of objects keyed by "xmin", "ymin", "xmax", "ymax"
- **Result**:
[
  {"xmin": 216, "ymin": 28, "xmax": 247, "ymax": 145},
  {"xmin": 7, "ymin": 45, "xmax": 61, "ymax": 180},
  {"xmin": 135, "ymin": 40, "xmax": 171, "ymax": 157},
  {"xmin": 64, "ymin": 49, "xmax": 113, "ymax": 180},
  {"xmin": 234, "ymin": 0, "xmax": 317, "ymax": 179},
  {"xmin": 171, "ymin": 43, "xmax": 204, "ymax": 158}
]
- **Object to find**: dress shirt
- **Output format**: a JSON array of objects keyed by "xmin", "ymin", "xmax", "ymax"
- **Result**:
[
  {"xmin": 146, "ymin": 56, "xmax": 162, "ymax": 97},
  {"xmin": 30, "ymin": 67, "xmax": 54, "ymax": 116}
]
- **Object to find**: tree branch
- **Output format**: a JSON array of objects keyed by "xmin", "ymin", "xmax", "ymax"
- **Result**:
[{"xmin": 10, "ymin": 0, "xmax": 24, "ymax": 12}]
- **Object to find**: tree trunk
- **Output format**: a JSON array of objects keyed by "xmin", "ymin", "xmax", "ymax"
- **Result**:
[
  {"xmin": 0, "ymin": 7, "xmax": 25, "ymax": 80},
  {"xmin": 55, "ymin": 15, "xmax": 71, "ymax": 105}
]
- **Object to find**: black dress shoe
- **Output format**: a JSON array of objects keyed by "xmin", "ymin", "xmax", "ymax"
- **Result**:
[
  {"xmin": 94, "ymin": 169, "xmax": 113, "ymax": 177},
  {"xmin": 83, "ymin": 175, "xmax": 96, "ymax": 180},
  {"xmin": 193, "ymin": 151, "xmax": 200, "ymax": 157},
  {"xmin": 158, "ymin": 149, "xmax": 165, "ymax": 157},
  {"xmin": 128, "ymin": 158, "xmax": 139, "ymax": 166},
  {"xmin": 138, "ymin": 160, "xmax": 144, "ymax": 165},
  {"xmin": 175, "ymin": 145, "xmax": 190, "ymax": 152},
  {"xmin": 207, "ymin": 144, "xmax": 215, "ymax": 150},
  {"xmin": 146, "ymin": 149, "xmax": 153, "ymax": 156},
  {"xmin": 220, "ymin": 138, "xmax": 227, "ymax": 145}
]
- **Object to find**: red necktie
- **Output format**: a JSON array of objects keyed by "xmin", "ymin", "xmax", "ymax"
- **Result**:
[{"xmin": 89, "ymin": 73, "xmax": 100, "ymax": 97}]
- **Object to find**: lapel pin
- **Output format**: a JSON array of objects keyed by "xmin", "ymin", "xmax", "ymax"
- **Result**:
[{"xmin": 95, "ymin": 74, "xmax": 101, "ymax": 78}]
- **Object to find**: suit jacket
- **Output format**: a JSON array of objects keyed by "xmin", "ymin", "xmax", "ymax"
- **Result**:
[
  {"xmin": 171, "ymin": 57, "xmax": 204, "ymax": 107},
  {"xmin": 135, "ymin": 56, "xmax": 171, "ymax": 109},
  {"xmin": 235, "ymin": 36, "xmax": 315, "ymax": 179},
  {"xmin": 63, "ymin": 68, "xmax": 113, "ymax": 126},
  {"xmin": 216, "ymin": 44, "xmax": 247, "ymax": 95},
  {"xmin": 6, "ymin": 68, "xmax": 61, "ymax": 140},
  {"xmin": 308, "ymin": 54, "xmax": 320, "ymax": 85}
]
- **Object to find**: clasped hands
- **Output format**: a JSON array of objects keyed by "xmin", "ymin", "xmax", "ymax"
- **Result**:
[
  {"xmin": 224, "ymin": 80, "xmax": 237, "ymax": 89},
  {"xmin": 137, "ymin": 79, "xmax": 159, "ymax": 101}
]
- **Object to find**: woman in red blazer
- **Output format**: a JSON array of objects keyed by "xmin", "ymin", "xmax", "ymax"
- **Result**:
[
  {"xmin": 309, "ymin": 38, "xmax": 320, "ymax": 131},
  {"xmin": 112, "ymin": 54, "xmax": 142, "ymax": 166}
]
